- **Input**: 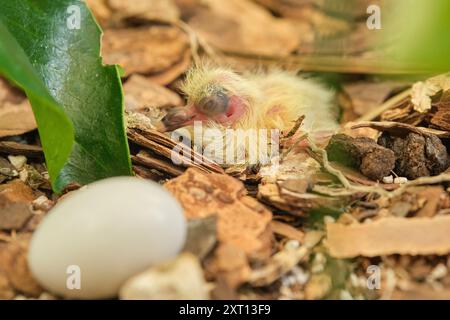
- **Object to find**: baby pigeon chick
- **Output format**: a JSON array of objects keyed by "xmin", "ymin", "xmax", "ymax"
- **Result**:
[
  {"xmin": 159, "ymin": 64, "xmax": 338, "ymax": 136},
  {"xmin": 158, "ymin": 64, "xmax": 339, "ymax": 165}
]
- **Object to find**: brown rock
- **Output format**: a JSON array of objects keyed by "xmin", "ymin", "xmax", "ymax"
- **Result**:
[
  {"xmin": 326, "ymin": 134, "xmax": 396, "ymax": 180},
  {"xmin": 359, "ymin": 146, "xmax": 396, "ymax": 181},
  {"xmin": 378, "ymin": 132, "xmax": 449, "ymax": 179}
]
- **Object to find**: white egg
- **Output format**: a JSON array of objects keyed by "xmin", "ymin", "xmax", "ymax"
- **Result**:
[{"xmin": 28, "ymin": 177, "xmax": 186, "ymax": 299}]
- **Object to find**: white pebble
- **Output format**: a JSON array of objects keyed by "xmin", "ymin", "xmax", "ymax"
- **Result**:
[
  {"xmin": 8, "ymin": 155, "xmax": 27, "ymax": 170},
  {"xmin": 394, "ymin": 177, "xmax": 408, "ymax": 184},
  {"xmin": 120, "ymin": 253, "xmax": 210, "ymax": 300},
  {"xmin": 28, "ymin": 177, "xmax": 186, "ymax": 299},
  {"xmin": 382, "ymin": 175, "xmax": 393, "ymax": 184}
]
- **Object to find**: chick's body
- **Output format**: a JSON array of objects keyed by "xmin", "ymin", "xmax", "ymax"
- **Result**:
[
  {"xmin": 243, "ymin": 70, "xmax": 338, "ymax": 133},
  {"xmin": 175, "ymin": 65, "xmax": 338, "ymax": 133},
  {"xmin": 161, "ymin": 65, "xmax": 339, "ymax": 165}
]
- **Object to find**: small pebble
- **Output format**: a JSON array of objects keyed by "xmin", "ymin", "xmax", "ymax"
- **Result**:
[
  {"xmin": 382, "ymin": 175, "xmax": 394, "ymax": 184},
  {"xmin": 119, "ymin": 253, "xmax": 210, "ymax": 300},
  {"xmin": 394, "ymin": 177, "xmax": 408, "ymax": 184},
  {"xmin": 8, "ymin": 155, "xmax": 27, "ymax": 170}
]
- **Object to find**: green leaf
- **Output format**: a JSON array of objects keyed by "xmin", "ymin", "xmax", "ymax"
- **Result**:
[{"xmin": 0, "ymin": 0, "xmax": 132, "ymax": 192}]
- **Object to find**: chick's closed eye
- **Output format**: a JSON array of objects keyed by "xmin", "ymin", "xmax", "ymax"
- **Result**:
[{"xmin": 197, "ymin": 90, "xmax": 229, "ymax": 116}]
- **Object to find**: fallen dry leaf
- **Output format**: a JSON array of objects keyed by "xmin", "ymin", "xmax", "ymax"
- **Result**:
[
  {"xmin": 411, "ymin": 81, "xmax": 440, "ymax": 113},
  {"xmin": 411, "ymin": 74, "xmax": 450, "ymax": 113},
  {"xmin": 0, "ymin": 77, "xmax": 37, "ymax": 138},
  {"xmin": 326, "ymin": 215, "xmax": 450, "ymax": 258}
]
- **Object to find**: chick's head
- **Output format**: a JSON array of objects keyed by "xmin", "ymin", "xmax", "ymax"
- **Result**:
[{"xmin": 159, "ymin": 65, "xmax": 259, "ymax": 132}]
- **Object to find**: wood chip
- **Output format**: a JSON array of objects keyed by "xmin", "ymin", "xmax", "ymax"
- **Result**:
[
  {"xmin": 132, "ymin": 165, "xmax": 162, "ymax": 181},
  {"xmin": 249, "ymin": 241, "xmax": 309, "ymax": 287},
  {"xmin": 165, "ymin": 168, "xmax": 273, "ymax": 260},
  {"xmin": 127, "ymin": 127, "xmax": 224, "ymax": 174},
  {"xmin": 0, "ymin": 269, "xmax": 14, "ymax": 300},
  {"xmin": 391, "ymin": 283, "xmax": 450, "ymax": 300},
  {"xmin": 0, "ymin": 180, "xmax": 35, "ymax": 231},
  {"xmin": 415, "ymin": 186, "xmax": 444, "ymax": 217},
  {"xmin": 0, "ymin": 180, "xmax": 36, "ymax": 203},
  {"xmin": 0, "ymin": 141, "xmax": 43, "ymax": 159},
  {"xmin": 131, "ymin": 152, "xmax": 184, "ymax": 177},
  {"xmin": 326, "ymin": 216, "xmax": 450, "ymax": 258},
  {"xmin": 123, "ymin": 74, "xmax": 182, "ymax": 112},
  {"xmin": 352, "ymin": 121, "xmax": 450, "ymax": 138},
  {"xmin": 343, "ymin": 81, "xmax": 410, "ymax": 117},
  {"xmin": 0, "ymin": 77, "xmax": 36, "ymax": 138},
  {"xmin": 205, "ymin": 243, "xmax": 251, "ymax": 289},
  {"xmin": 107, "ymin": 0, "xmax": 180, "ymax": 23},
  {"xmin": 0, "ymin": 233, "xmax": 42, "ymax": 296},
  {"xmin": 146, "ymin": 50, "xmax": 191, "ymax": 86},
  {"xmin": 183, "ymin": 0, "xmax": 300, "ymax": 57},
  {"xmin": 0, "ymin": 199, "xmax": 32, "ymax": 231},
  {"xmin": 271, "ymin": 220, "xmax": 305, "ymax": 243},
  {"xmin": 85, "ymin": 0, "xmax": 112, "ymax": 27},
  {"xmin": 431, "ymin": 112, "xmax": 450, "ymax": 132},
  {"xmin": 102, "ymin": 26, "xmax": 189, "ymax": 77}
]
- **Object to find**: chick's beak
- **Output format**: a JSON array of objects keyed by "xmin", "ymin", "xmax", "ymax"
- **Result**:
[{"xmin": 157, "ymin": 105, "xmax": 198, "ymax": 132}]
